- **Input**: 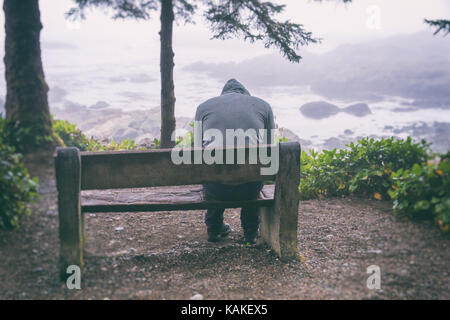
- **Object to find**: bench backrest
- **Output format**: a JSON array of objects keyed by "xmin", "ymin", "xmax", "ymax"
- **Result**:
[{"xmin": 71, "ymin": 143, "xmax": 300, "ymax": 190}]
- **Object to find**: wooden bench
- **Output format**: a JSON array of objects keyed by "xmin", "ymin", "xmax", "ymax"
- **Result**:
[{"xmin": 55, "ymin": 142, "xmax": 301, "ymax": 279}]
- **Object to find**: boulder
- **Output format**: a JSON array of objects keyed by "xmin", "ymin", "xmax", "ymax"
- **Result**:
[
  {"xmin": 299, "ymin": 101, "xmax": 340, "ymax": 119},
  {"xmin": 49, "ymin": 86, "xmax": 68, "ymax": 104},
  {"xmin": 342, "ymin": 103, "xmax": 371, "ymax": 117},
  {"xmin": 90, "ymin": 101, "xmax": 110, "ymax": 110},
  {"xmin": 344, "ymin": 129, "xmax": 354, "ymax": 135}
]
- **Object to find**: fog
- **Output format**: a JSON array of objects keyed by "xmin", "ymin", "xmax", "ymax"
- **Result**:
[{"xmin": 0, "ymin": 0, "xmax": 449, "ymax": 151}]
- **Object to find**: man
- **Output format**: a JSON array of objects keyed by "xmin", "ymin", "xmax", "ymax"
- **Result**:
[{"xmin": 194, "ymin": 79, "xmax": 275, "ymax": 244}]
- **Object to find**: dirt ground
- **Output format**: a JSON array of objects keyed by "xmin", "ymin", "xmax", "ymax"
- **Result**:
[{"xmin": 0, "ymin": 155, "xmax": 448, "ymax": 300}]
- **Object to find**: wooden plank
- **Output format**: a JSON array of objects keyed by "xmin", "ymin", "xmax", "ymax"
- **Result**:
[
  {"xmin": 80, "ymin": 145, "xmax": 277, "ymax": 190},
  {"xmin": 260, "ymin": 142, "xmax": 301, "ymax": 261},
  {"xmin": 81, "ymin": 185, "xmax": 275, "ymax": 213},
  {"xmin": 55, "ymin": 147, "xmax": 84, "ymax": 280}
]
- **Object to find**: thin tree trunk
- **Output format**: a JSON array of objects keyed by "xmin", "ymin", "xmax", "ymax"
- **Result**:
[
  {"xmin": 159, "ymin": 0, "xmax": 176, "ymax": 148},
  {"xmin": 3, "ymin": 0, "xmax": 53, "ymax": 152}
]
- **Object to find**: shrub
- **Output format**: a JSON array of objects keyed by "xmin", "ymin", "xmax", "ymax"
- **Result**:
[
  {"xmin": 389, "ymin": 152, "xmax": 449, "ymax": 231},
  {"xmin": 52, "ymin": 118, "xmax": 146, "ymax": 152},
  {"xmin": 299, "ymin": 137, "xmax": 449, "ymax": 232},
  {"xmin": 53, "ymin": 118, "xmax": 91, "ymax": 151},
  {"xmin": 299, "ymin": 137, "xmax": 430, "ymax": 200},
  {"xmin": 0, "ymin": 115, "xmax": 39, "ymax": 229}
]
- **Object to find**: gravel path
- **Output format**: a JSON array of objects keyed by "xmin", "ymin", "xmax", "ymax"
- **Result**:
[{"xmin": 0, "ymin": 160, "xmax": 448, "ymax": 300}]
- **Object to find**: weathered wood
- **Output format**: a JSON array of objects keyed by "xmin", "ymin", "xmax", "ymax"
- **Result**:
[
  {"xmin": 55, "ymin": 147, "xmax": 84, "ymax": 280},
  {"xmin": 55, "ymin": 142, "xmax": 301, "ymax": 280},
  {"xmin": 159, "ymin": 0, "xmax": 176, "ymax": 148},
  {"xmin": 80, "ymin": 145, "xmax": 276, "ymax": 190},
  {"xmin": 81, "ymin": 185, "xmax": 275, "ymax": 213},
  {"xmin": 259, "ymin": 142, "xmax": 301, "ymax": 261}
]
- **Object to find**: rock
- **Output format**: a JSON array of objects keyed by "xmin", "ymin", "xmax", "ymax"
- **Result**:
[
  {"xmin": 136, "ymin": 137, "xmax": 156, "ymax": 149},
  {"xmin": 278, "ymin": 127, "xmax": 300, "ymax": 142},
  {"xmin": 392, "ymin": 107, "xmax": 417, "ymax": 112},
  {"xmin": 299, "ymin": 101, "xmax": 340, "ymax": 119},
  {"xmin": 90, "ymin": 101, "xmax": 110, "ymax": 110},
  {"xmin": 129, "ymin": 73, "xmax": 155, "ymax": 83},
  {"xmin": 49, "ymin": 86, "xmax": 68, "ymax": 104},
  {"xmin": 63, "ymin": 100, "xmax": 88, "ymax": 113},
  {"xmin": 344, "ymin": 129, "xmax": 354, "ymax": 135},
  {"xmin": 322, "ymin": 137, "xmax": 349, "ymax": 150},
  {"xmin": 342, "ymin": 103, "xmax": 372, "ymax": 117},
  {"xmin": 134, "ymin": 290, "xmax": 153, "ymax": 298},
  {"xmin": 190, "ymin": 293, "xmax": 204, "ymax": 300},
  {"xmin": 120, "ymin": 128, "xmax": 139, "ymax": 140}
]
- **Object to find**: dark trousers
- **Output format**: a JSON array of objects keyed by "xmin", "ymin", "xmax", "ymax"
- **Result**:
[{"xmin": 203, "ymin": 182, "xmax": 264, "ymax": 232}]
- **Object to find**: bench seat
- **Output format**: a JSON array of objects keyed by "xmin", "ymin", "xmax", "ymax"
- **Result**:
[{"xmin": 81, "ymin": 184, "xmax": 275, "ymax": 213}]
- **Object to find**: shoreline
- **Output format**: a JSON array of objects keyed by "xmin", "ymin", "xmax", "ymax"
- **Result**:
[{"xmin": 51, "ymin": 103, "xmax": 450, "ymax": 154}]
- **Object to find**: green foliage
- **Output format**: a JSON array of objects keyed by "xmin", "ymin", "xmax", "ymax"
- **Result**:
[
  {"xmin": 389, "ymin": 153, "xmax": 449, "ymax": 231},
  {"xmin": 53, "ymin": 118, "xmax": 147, "ymax": 152},
  {"xmin": 275, "ymin": 135, "xmax": 289, "ymax": 144},
  {"xmin": 1, "ymin": 119, "xmax": 32, "ymax": 150},
  {"xmin": 300, "ymin": 136, "xmax": 449, "ymax": 232},
  {"xmin": 53, "ymin": 118, "xmax": 91, "ymax": 150},
  {"xmin": 0, "ymin": 115, "xmax": 54, "ymax": 153},
  {"xmin": 98, "ymin": 138, "xmax": 144, "ymax": 151},
  {"xmin": 175, "ymin": 131, "xmax": 194, "ymax": 148},
  {"xmin": 300, "ymin": 137, "xmax": 429, "ymax": 200},
  {"xmin": 0, "ymin": 115, "xmax": 39, "ymax": 229},
  {"xmin": 152, "ymin": 138, "xmax": 161, "ymax": 149}
]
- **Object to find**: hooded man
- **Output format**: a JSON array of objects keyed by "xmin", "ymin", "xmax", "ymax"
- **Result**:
[{"xmin": 194, "ymin": 79, "xmax": 275, "ymax": 244}]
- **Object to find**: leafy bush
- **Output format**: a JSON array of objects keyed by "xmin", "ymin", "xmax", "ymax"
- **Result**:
[
  {"xmin": 53, "ymin": 118, "xmax": 91, "ymax": 150},
  {"xmin": 299, "ymin": 137, "xmax": 449, "ymax": 232},
  {"xmin": 0, "ymin": 115, "xmax": 39, "ymax": 229},
  {"xmin": 389, "ymin": 152, "xmax": 449, "ymax": 231},
  {"xmin": 53, "ymin": 118, "xmax": 146, "ymax": 152},
  {"xmin": 300, "ymin": 137, "xmax": 430, "ymax": 200}
]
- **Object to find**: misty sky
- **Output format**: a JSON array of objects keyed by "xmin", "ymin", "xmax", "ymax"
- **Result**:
[
  {"xmin": 0, "ymin": 0, "xmax": 448, "ymax": 150},
  {"xmin": 0, "ymin": 0, "xmax": 448, "ymax": 63}
]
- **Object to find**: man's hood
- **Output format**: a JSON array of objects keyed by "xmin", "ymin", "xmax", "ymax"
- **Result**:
[{"xmin": 221, "ymin": 79, "xmax": 250, "ymax": 96}]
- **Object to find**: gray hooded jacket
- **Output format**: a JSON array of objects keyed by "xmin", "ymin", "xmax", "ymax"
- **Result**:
[{"xmin": 194, "ymin": 79, "xmax": 275, "ymax": 148}]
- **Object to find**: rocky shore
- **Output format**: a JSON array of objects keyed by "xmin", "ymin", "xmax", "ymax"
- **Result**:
[{"xmin": 50, "ymin": 101, "xmax": 449, "ymax": 154}]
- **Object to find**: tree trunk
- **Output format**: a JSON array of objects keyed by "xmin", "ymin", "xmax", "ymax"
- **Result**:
[
  {"xmin": 3, "ymin": 0, "xmax": 53, "ymax": 152},
  {"xmin": 159, "ymin": 0, "xmax": 176, "ymax": 149}
]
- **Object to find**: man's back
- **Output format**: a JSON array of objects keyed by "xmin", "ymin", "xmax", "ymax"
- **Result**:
[
  {"xmin": 194, "ymin": 79, "xmax": 275, "ymax": 244},
  {"xmin": 195, "ymin": 79, "xmax": 275, "ymax": 148}
]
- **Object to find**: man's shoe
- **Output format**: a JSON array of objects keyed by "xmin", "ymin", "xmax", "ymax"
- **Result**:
[
  {"xmin": 220, "ymin": 223, "xmax": 232, "ymax": 237},
  {"xmin": 207, "ymin": 224, "xmax": 232, "ymax": 242},
  {"xmin": 243, "ymin": 228, "xmax": 258, "ymax": 245}
]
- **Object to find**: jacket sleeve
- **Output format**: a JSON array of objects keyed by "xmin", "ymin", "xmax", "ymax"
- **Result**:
[{"xmin": 266, "ymin": 106, "xmax": 276, "ymax": 145}]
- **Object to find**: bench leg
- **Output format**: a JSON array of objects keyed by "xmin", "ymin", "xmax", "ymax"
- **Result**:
[
  {"xmin": 259, "ymin": 203, "xmax": 300, "ymax": 261},
  {"xmin": 259, "ymin": 142, "xmax": 301, "ymax": 261},
  {"xmin": 55, "ymin": 147, "xmax": 84, "ymax": 281}
]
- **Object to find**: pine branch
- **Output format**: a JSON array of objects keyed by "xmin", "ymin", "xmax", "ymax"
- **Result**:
[
  {"xmin": 204, "ymin": 0, "xmax": 320, "ymax": 63},
  {"xmin": 425, "ymin": 19, "xmax": 450, "ymax": 36}
]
